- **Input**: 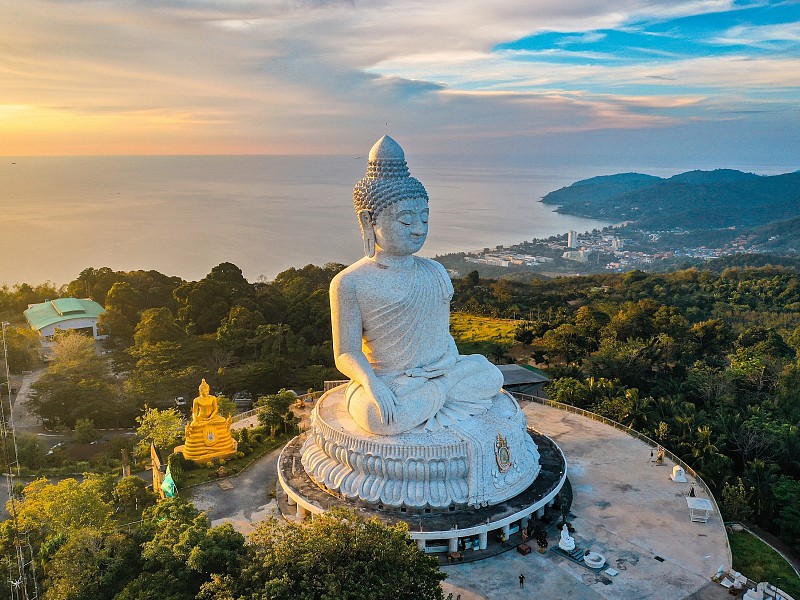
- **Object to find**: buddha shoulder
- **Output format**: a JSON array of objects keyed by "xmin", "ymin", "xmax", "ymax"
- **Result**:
[{"xmin": 331, "ymin": 257, "xmax": 401, "ymax": 290}]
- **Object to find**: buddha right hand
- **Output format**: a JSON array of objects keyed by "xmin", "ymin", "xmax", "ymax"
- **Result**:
[{"xmin": 364, "ymin": 378, "xmax": 397, "ymax": 425}]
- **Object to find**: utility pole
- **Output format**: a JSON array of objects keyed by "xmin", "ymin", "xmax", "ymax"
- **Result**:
[{"xmin": 1, "ymin": 322, "xmax": 39, "ymax": 599}]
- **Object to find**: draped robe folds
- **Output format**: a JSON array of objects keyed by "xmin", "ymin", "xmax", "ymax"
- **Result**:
[{"xmin": 346, "ymin": 257, "xmax": 502, "ymax": 435}]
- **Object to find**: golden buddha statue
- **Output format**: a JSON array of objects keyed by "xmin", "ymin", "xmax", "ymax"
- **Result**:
[{"xmin": 178, "ymin": 379, "xmax": 237, "ymax": 463}]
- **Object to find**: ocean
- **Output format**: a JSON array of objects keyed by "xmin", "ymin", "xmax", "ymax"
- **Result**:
[{"xmin": 0, "ymin": 154, "xmax": 790, "ymax": 286}]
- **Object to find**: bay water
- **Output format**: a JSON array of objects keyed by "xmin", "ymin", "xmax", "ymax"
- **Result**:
[{"xmin": 0, "ymin": 154, "xmax": 775, "ymax": 286}]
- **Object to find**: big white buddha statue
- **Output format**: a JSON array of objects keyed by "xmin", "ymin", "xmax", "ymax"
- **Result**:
[
  {"xmin": 300, "ymin": 136, "xmax": 541, "ymax": 509},
  {"xmin": 331, "ymin": 135, "xmax": 503, "ymax": 435}
]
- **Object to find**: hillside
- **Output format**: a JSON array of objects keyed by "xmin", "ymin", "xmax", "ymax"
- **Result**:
[{"xmin": 542, "ymin": 169, "xmax": 800, "ymax": 230}]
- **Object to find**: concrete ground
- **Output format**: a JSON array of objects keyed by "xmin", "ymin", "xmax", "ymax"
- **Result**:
[
  {"xmin": 186, "ymin": 400, "xmax": 733, "ymax": 599},
  {"xmin": 189, "ymin": 444, "xmax": 285, "ymax": 535},
  {"xmin": 440, "ymin": 401, "xmax": 731, "ymax": 600}
]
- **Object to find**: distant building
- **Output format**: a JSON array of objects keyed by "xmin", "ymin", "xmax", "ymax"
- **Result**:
[
  {"xmin": 562, "ymin": 250, "xmax": 590, "ymax": 263},
  {"xmin": 567, "ymin": 230, "xmax": 577, "ymax": 248},
  {"xmin": 24, "ymin": 297, "xmax": 106, "ymax": 347}
]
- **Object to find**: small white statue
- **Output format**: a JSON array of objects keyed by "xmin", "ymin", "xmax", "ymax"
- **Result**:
[
  {"xmin": 671, "ymin": 465, "xmax": 687, "ymax": 482},
  {"xmin": 558, "ymin": 524, "xmax": 575, "ymax": 552}
]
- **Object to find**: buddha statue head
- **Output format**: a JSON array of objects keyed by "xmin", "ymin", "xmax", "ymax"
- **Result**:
[
  {"xmin": 353, "ymin": 135, "xmax": 429, "ymax": 258},
  {"xmin": 199, "ymin": 378, "xmax": 211, "ymax": 397}
]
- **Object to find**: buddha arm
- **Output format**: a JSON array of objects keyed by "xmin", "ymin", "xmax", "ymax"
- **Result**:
[{"xmin": 331, "ymin": 273, "xmax": 397, "ymax": 425}]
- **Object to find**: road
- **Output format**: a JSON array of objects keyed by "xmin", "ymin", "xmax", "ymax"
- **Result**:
[
  {"xmin": 11, "ymin": 369, "xmax": 45, "ymax": 432},
  {"xmin": 187, "ymin": 443, "xmax": 285, "ymax": 535},
  {"xmin": 10, "ymin": 368, "xmax": 74, "ymax": 452}
]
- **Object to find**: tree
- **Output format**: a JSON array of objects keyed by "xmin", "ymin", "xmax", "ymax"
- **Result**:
[
  {"xmin": 514, "ymin": 323, "xmax": 535, "ymax": 346},
  {"xmin": 173, "ymin": 263, "xmax": 255, "ymax": 336},
  {"xmin": 10, "ymin": 476, "xmax": 114, "ymax": 548},
  {"xmin": 217, "ymin": 306, "xmax": 266, "ymax": 359},
  {"xmin": 1, "ymin": 324, "xmax": 40, "ymax": 372},
  {"xmin": 73, "ymin": 418, "xmax": 100, "ymax": 443},
  {"xmin": 464, "ymin": 270, "xmax": 479, "ymax": 288},
  {"xmin": 98, "ymin": 281, "xmax": 141, "ymax": 347},
  {"xmin": 691, "ymin": 319, "xmax": 730, "ymax": 358},
  {"xmin": 584, "ymin": 337, "xmax": 654, "ymax": 391},
  {"xmin": 720, "ymin": 477, "xmax": 754, "ymax": 522},
  {"xmin": 114, "ymin": 476, "xmax": 156, "ymax": 512},
  {"xmin": 204, "ymin": 508, "xmax": 445, "ymax": 600},
  {"xmin": 29, "ymin": 331, "xmax": 118, "ymax": 428},
  {"xmin": 216, "ymin": 393, "xmax": 237, "ymax": 418},
  {"xmin": 15, "ymin": 434, "xmax": 46, "ymax": 470},
  {"xmin": 118, "ymin": 498, "xmax": 247, "ymax": 600},
  {"xmin": 538, "ymin": 324, "xmax": 586, "ymax": 363},
  {"xmin": 772, "ymin": 476, "xmax": 800, "ymax": 552},
  {"xmin": 256, "ymin": 389, "xmax": 296, "ymax": 437},
  {"xmin": 134, "ymin": 307, "xmax": 185, "ymax": 347},
  {"xmin": 64, "ymin": 267, "xmax": 119, "ymax": 304},
  {"xmin": 136, "ymin": 406, "xmax": 184, "ymax": 456},
  {"xmin": 43, "ymin": 527, "xmax": 142, "ymax": 600}
]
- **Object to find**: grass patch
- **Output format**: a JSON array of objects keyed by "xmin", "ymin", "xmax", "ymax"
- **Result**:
[
  {"xmin": 450, "ymin": 313, "xmax": 518, "ymax": 344},
  {"xmin": 729, "ymin": 529, "xmax": 800, "ymax": 598},
  {"xmin": 450, "ymin": 313, "xmax": 519, "ymax": 358}
]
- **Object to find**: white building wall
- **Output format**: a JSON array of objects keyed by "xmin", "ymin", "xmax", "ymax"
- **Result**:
[{"xmin": 39, "ymin": 317, "xmax": 101, "ymax": 339}]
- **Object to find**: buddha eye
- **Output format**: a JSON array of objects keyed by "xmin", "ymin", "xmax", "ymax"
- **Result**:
[
  {"xmin": 398, "ymin": 212, "xmax": 414, "ymax": 225},
  {"xmin": 421, "ymin": 210, "xmax": 429, "ymax": 224}
]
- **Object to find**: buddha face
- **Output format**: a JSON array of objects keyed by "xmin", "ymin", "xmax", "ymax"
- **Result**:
[{"xmin": 373, "ymin": 197, "xmax": 429, "ymax": 256}]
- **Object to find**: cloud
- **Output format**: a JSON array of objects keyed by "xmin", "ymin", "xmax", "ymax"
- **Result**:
[
  {"xmin": 711, "ymin": 21, "xmax": 800, "ymax": 48},
  {"xmin": 0, "ymin": 0, "xmax": 797, "ymax": 161}
]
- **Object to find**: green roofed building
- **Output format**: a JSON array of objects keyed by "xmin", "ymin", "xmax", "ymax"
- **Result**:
[{"xmin": 23, "ymin": 298, "xmax": 106, "ymax": 346}]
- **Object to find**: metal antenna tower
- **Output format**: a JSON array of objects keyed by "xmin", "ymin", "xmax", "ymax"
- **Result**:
[{"xmin": 1, "ymin": 322, "xmax": 39, "ymax": 599}]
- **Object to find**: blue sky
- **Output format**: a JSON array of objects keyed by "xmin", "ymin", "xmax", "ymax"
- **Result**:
[
  {"xmin": 499, "ymin": 2, "xmax": 799, "ymax": 60},
  {"xmin": 0, "ymin": 0, "xmax": 798, "ymax": 170}
]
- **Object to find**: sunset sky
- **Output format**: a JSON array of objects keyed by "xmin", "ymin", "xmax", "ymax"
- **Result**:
[{"xmin": 2, "ymin": 0, "xmax": 798, "ymax": 165}]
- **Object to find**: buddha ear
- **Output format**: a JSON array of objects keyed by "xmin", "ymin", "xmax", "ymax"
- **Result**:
[{"xmin": 358, "ymin": 210, "xmax": 376, "ymax": 258}]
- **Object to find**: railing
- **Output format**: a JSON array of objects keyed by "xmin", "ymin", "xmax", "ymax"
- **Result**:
[
  {"xmin": 231, "ymin": 390, "xmax": 324, "ymax": 425},
  {"xmin": 512, "ymin": 391, "xmax": 733, "ymax": 569},
  {"xmin": 323, "ymin": 380, "xmax": 348, "ymax": 392}
]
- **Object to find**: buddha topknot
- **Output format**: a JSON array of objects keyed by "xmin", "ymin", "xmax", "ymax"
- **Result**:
[{"xmin": 353, "ymin": 135, "xmax": 428, "ymax": 219}]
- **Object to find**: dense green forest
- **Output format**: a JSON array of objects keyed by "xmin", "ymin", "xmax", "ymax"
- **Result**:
[
  {"xmin": 1, "ymin": 263, "xmax": 344, "ymax": 430},
  {"xmin": 2, "ymin": 258, "xmax": 800, "ymax": 596},
  {"xmin": 0, "ymin": 488, "xmax": 444, "ymax": 600},
  {"xmin": 451, "ymin": 264, "xmax": 800, "ymax": 554}
]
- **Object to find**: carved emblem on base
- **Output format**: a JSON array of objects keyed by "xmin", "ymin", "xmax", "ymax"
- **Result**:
[{"xmin": 495, "ymin": 433, "xmax": 512, "ymax": 473}]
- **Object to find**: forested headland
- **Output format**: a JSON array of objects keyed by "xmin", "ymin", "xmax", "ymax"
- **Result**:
[{"xmin": 541, "ymin": 169, "xmax": 800, "ymax": 230}]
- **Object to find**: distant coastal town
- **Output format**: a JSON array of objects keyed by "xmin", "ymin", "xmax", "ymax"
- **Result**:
[{"xmin": 441, "ymin": 224, "xmax": 781, "ymax": 278}]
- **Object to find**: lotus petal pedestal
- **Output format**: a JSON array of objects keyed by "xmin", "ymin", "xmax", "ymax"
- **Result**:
[{"xmin": 300, "ymin": 385, "xmax": 541, "ymax": 510}]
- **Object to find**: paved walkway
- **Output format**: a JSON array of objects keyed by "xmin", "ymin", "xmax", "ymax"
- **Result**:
[
  {"xmin": 440, "ymin": 401, "xmax": 731, "ymax": 600},
  {"xmin": 188, "ymin": 444, "xmax": 284, "ymax": 535},
  {"xmin": 11, "ymin": 369, "xmax": 44, "ymax": 432}
]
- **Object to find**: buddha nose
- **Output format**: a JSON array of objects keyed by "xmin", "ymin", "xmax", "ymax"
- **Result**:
[{"xmin": 411, "ymin": 217, "xmax": 426, "ymax": 235}]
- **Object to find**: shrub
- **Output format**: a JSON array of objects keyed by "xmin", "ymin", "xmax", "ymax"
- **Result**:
[
  {"xmin": 73, "ymin": 419, "xmax": 101, "ymax": 444},
  {"xmin": 167, "ymin": 452, "xmax": 191, "ymax": 486}
]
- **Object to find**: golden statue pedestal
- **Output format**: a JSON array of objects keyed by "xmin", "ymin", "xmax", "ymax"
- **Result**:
[{"xmin": 176, "ymin": 379, "xmax": 237, "ymax": 463}]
